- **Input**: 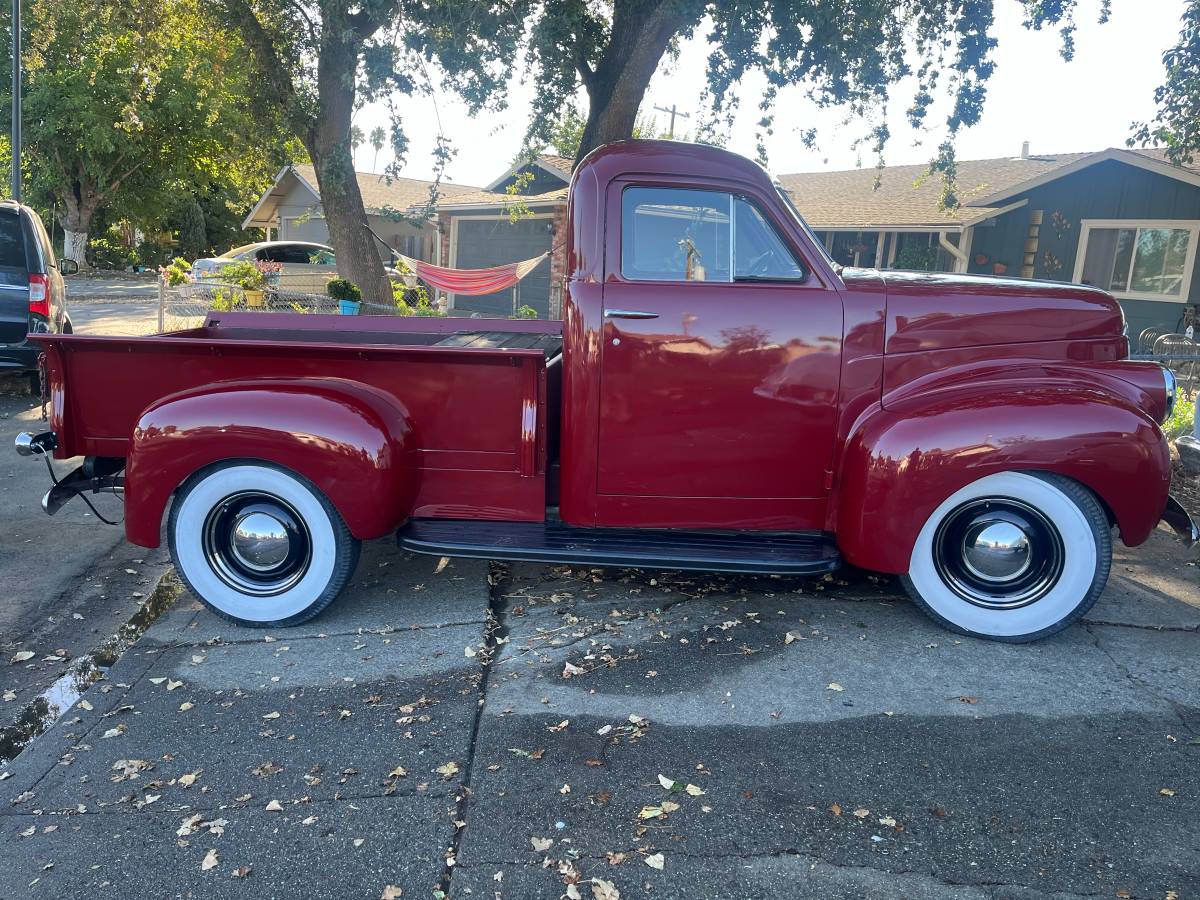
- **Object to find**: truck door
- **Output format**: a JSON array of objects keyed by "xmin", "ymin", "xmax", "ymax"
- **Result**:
[{"xmin": 597, "ymin": 183, "xmax": 843, "ymax": 528}]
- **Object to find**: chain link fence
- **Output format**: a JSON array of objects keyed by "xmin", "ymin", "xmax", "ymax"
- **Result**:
[{"xmin": 158, "ymin": 279, "xmax": 429, "ymax": 332}]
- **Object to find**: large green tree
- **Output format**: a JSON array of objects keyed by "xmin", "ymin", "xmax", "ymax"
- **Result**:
[
  {"xmin": 1133, "ymin": 0, "xmax": 1200, "ymax": 164},
  {"xmin": 524, "ymin": 0, "xmax": 1107, "ymax": 199},
  {"xmin": 13, "ymin": 0, "xmax": 288, "ymax": 264},
  {"xmin": 220, "ymin": 1, "xmax": 528, "ymax": 305}
]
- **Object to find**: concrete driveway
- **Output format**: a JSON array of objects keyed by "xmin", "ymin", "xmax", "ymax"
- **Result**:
[{"xmin": 0, "ymin": 521, "xmax": 1195, "ymax": 898}]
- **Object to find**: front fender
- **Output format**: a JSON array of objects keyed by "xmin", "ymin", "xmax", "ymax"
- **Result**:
[
  {"xmin": 124, "ymin": 379, "xmax": 415, "ymax": 548},
  {"xmin": 833, "ymin": 387, "xmax": 1170, "ymax": 574}
]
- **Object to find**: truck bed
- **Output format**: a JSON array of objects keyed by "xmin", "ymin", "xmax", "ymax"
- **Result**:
[{"xmin": 34, "ymin": 313, "xmax": 563, "ymax": 522}]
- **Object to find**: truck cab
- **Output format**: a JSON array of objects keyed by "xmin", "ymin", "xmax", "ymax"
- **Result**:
[{"xmin": 17, "ymin": 141, "xmax": 1187, "ymax": 642}]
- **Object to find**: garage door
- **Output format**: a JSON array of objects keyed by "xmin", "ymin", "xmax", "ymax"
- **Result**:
[{"xmin": 453, "ymin": 217, "xmax": 552, "ymax": 318}]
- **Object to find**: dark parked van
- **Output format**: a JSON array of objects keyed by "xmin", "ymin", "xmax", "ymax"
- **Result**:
[{"xmin": 0, "ymin": 200, "xmax": 75, "ymax": 385}]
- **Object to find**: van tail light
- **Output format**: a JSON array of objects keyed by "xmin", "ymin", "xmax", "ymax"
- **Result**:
[{"xmin": 29, "ymin": 274, "xmax": 50, "ymax": 318}]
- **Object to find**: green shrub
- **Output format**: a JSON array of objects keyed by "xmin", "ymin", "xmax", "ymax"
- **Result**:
[
  {"xmin": 892, "ymin": 243, "xmax": 937, "ymax": 272},
  {"xmin": 513, "ymin": 305, "xmax": 538, "ymax": 319},
  {"xmin": 162, "ymin": 257, "xmax": 192, "ymax": 286},
  {"xmin": 1165, "ymin": 395, "xmax": 1195, "ymax": 440},
  {"xmin": 86, "ymin": 235, "xmax": 137, "ymax": 270},
  {"xmin": 326, "ymin": 277, "xmax": 362, "ymax": 302}
]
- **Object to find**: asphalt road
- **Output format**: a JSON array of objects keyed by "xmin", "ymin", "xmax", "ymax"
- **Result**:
[{"xmin": 0, "ymin": 527, "xmax": 1195, "ymax": 899}]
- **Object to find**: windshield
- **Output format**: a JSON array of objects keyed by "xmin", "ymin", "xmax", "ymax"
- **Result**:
[{"xmin": 774, "ymin": 185, "xmax": 836, "ymax": 269}]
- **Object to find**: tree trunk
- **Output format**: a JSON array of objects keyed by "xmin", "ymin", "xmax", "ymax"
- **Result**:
[
  {"xmin": 574, "ymin": 0, "xmax": 688, "ymax": 165},
  {"xmin": 306, "ymin": 13, "xmax": 392, "ymax": 308},
  {"xmin": 60, "ymin": 183, "xmax": 98, "ymax": 268}
]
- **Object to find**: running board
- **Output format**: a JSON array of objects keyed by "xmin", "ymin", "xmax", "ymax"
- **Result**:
[{"xmin": 397, "ymin": 518, "xmax": 840, "ymax": 575}]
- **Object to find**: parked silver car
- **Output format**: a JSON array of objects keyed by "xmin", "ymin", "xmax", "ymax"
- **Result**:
[{"xmin": 191, "ymin": 240, "xmax": 338, "ymax": 291}]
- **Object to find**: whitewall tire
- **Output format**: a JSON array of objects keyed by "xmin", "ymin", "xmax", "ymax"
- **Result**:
[
  {"xmin": 900, "ymin": 472, "xmax": 1111, "ymax": 642},
  {"xmin": 168, "ymin": 462, "xmax": 360, "ymax": 627}
]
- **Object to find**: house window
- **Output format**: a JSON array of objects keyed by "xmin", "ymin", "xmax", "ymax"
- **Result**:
[
  {"xmin": 1076, "ymin": 220, "xmax": 1200, "ymax": 302},
  {"xmin": 620, "ymin": 187, "xmax": 804, "ymax": 282}
]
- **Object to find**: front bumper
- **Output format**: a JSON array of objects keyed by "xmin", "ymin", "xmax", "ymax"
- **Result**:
[{"xmin": 1161, "ymin": 495, "xmax": 1198, "ymax": 545}]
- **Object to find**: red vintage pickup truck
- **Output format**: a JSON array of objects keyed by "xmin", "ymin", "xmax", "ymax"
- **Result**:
[{"xmin": 16, "ymin": 141, "xmax": 1193, "ymax": 642}]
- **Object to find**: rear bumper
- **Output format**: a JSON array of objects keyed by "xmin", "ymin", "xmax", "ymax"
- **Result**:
[
  {"xmin": 1161, "ymin": 495, "xmax": 1198, "ymax": 545},
  {"xmin": 0, "ymin": 341, "xmax": 39, "ymax": 372}
]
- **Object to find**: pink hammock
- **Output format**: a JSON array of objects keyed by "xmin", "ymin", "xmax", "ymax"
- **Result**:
[{"xmin": 396, "ymin": 251, "xmax": 548, "ymax": 296}]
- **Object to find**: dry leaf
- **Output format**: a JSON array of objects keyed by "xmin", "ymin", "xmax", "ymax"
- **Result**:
[
  {"xmin": 784, "ymin": 631, "xmax": 803, "ymax": 644},
  {"xmin": 261, "ymin": 711, "xmax": 281, "ymax": 720},
  {"xmin": 388, "ymin": 766, "xmax": 407, "ymax": 778},
  {"xmin": 657, "ymin": 774, "xmax": 677, "ymax": 791},
  {"xmin": 434, "ymin": 556, "xmax": 450, "ymax": 575},
  {"xmin": 10, "ymin": 651, "xmax": 34, "ymax": 663},
  {"xmin": 166, "ymin": 680, "xmax": 184, "ymax": 691},
  {"xmin": 101, "ymin": 726, "xmax": 125, "ymax": 739},
  {"xmin": 1160, "ymin": 787, "xmax": 1177, "ymax": 797},
  {"xmin": 827, "ymin": 682, "xmax": 844, "ymax": 692},
  {"xmin": 530, "ymin": 836, "xmax": 554, "ymax": 852},
  {"xmin": 638, "ymin": 805, "xmax": 663, "ymax": 820},
  {"xmin": 2, "ymin": 689, "xmax": 16, "ymax": 701},
  {"xmin": 302, "ymin": 815, "xmax": 318, "ymax": 826},
  {"xmin": 231, "ymin": 866, "xmax": 251, "ymax": 878},
  {"xmin": 265, "ymin": 800, "xmax": 283, "ymax": 812},
  {"xmin": 958, "ymin": 696, "xmax": 979, "ymax": 705},
  {"xmin": 78, "ymin": 699, "xmax": 93, "ymax": 711},
  {"xmin": 878, "ymin": 816, "xmax": 897, "ymax": 827},
  {"xmin": 178, "ymin": 771, "xmax": 201, "ymax": 787},
  {"xmin": 853, "ymin": 808, "xmax": 870, "ymax": 819},
  {"xmin": 562, "ymin": 662, "xmax": 585, "ymax": 678},
  {"xmin": 179, "ymin": 702, "xmax": 194, "ymax": 712},
  {"xmin": 829, "ymin": 803, "xmax": 842, "ymax": 817},
  {"xmin": 661, "ymin": 800, "xmax": 680, "ymax": 814},
  {"xmin": 436, "ymin": 761, "xmax": 460, "ymax": 778},
  {"xmin": 201, "ymin": 849, "xmax": 219, "ymax": 872},
  {"xmin": 644, "ymin": 853, "xmax": 665, "ymax": 870},
  {"xmin": 591, "ymin": 878, "xmax": 620, "ymax": 900},
  {"xmin": 381, "ymin": 886, "xmax": 403, "ymax": 899}
]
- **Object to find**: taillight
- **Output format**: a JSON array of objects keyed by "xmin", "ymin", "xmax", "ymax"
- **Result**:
[{"xmin": 29, "ymin": 274, "xmax": 49, "ymax": 318}]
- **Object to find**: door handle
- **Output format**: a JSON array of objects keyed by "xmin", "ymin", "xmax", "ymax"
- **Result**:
[{"xmin": 604, "ymin": 308, "xmax": 659, "ymax": 319}]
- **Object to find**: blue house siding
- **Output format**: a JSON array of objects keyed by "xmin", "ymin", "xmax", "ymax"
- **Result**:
[{"xmin": 967, "ymin": 159, "xmax": 1200, "ymax": 341}]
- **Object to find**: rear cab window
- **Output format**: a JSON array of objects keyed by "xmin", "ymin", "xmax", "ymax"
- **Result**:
[{"xmin": 620, "ymin": 186, "xmax": 806, "ymax": 283}]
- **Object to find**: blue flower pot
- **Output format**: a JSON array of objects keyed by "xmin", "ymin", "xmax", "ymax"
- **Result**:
[{"xmin": 338, "ymin": 299, "xmax": 362, "ymax": 316}]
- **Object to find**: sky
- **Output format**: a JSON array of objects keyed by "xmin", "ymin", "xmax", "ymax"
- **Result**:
[{"xmin": 351, "ymin": 1, "xmax": 1188, "ymax": 189}]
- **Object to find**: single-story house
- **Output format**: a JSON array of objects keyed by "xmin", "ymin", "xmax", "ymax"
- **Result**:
[
  {"xmin": 245, "ymin": 145, "xmax": 1200, "ymax": 336},
  {"xmin": 782, "ymin": 144, "xmax": 1200, "ymax": 341},
  {"xmin": 243, "ymin": 156, "xmax": 571, "ymax": 319}
]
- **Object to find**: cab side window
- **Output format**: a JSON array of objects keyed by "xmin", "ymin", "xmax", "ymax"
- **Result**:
[
  {"xmin": 621, "ymin": 187, "xmax": 731, "ymax": 282},
  {"xmin": 621, "ymin": 187, "xmax": 805, "ymax": 283}
]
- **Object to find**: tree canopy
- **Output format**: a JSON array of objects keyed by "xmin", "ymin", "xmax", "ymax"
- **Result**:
[
  {"xmin": 524, "ymin": 0, "xmax": 1108, "ymax": 205},
  {"xmin": 7, "ymin": 0, "xmax": 294, "ymax": 264},
  {"xmin": 220, "ymin": 0, "xmax": 528, "ymax": 303},
  {"xmin": 1132, "ymin": 0, "xmax": 1200, "ymax": 164}
]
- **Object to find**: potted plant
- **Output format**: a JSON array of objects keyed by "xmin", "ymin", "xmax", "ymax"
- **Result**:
[
  {"xmin": 992, "ymin": 261, "xmax": 1008, "ymax": 276},
  {"xmin": 219, "ymin": 260, "xmax": 267, "ymax": 307},
  {"xmin": 255, "ymin": 259, "xmax": 283, "ymax": 293},
  {"xmin": 327, "ymin": 277, "xmax": 363, "ymax": 315}
]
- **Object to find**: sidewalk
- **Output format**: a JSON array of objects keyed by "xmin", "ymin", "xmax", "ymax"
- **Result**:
[{"xmin": 1, "ymin": 533, "xmax": 1197, "ymax": 899}]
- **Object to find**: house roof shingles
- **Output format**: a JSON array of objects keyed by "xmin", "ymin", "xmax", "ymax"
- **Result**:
[
  {"xmin": 292, "ymin": 163, "xmax": 482, "ymax": 215},
  {"xmin": 777, "ymin": 148, "xmax": 1200, "ymax": 230}
]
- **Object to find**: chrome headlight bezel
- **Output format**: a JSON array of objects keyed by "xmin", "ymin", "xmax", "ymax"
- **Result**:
[{"xmin": 1162, "ymin": 366, "xmax": 1177, "ymax": 424}]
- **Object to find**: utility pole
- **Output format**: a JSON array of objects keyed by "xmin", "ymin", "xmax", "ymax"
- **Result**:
[
  {"xmin": 10, "ymin": 0, "xmax": 19, "ymax": 201},
  {"xmin": 653, "ymin": 103, "xmax": 690, "ymax": 139}
]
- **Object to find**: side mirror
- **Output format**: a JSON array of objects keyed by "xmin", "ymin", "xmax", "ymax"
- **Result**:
[{"xmin": 58, "ymin": 259, "xmax": 79, "ymax": 276}]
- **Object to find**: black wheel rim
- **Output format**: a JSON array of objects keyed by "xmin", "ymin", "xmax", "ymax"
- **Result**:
[
  {"xmin": 932, "ymin": 497, "xmax": 1065, "ymax": 610},
  {"xmin": 202, "ymin": 491, "xmax": 312, "ymax": 596}
]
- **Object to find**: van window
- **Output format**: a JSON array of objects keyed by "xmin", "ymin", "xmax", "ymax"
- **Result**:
[{"xmin": 0, "ymin": 214, "xmax": 25, "ymax": 269}]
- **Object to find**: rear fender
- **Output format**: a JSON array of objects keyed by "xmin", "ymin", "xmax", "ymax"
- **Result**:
[
  {"xmin": 125, "ymin": 379, "xmax": 415, "ymax": 548},
  {"xmin": 833, "ymin": 386, "xmax": 1170, "ymax": 574}
]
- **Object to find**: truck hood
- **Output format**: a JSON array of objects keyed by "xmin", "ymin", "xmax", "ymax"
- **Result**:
[{"xmin": 867, "ymin": 269, "xmax": 1125, "ymax": 355}]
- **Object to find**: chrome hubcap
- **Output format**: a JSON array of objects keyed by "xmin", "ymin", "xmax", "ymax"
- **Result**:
[
  {"xmin": 203, "ymin": 492, "xmax": 311, "ymax": 596},
  {"xmin": 933, "ymin": 498, "xmax": 1064, "ymax": 610}
]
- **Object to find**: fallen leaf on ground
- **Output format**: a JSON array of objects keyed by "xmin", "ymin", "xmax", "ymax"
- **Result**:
[
  {"xmin": 388, "ymin": 766, "xmax": 407, "ymax": 778},
  {"xmin": 231, "ymin": 866, "xmax": 251, "ymax": 878},
  {"xmin": 591, "ymin": 878, "xmax": 620, "ymax": 900},
  {"xmin": 78, "ymin": 699, "xmax": 92, "ymax": 711},
  {"xmin": 201, "ymin": 849, "xmax": 219, "ymax": 871},
  {"xmin": 101, "ymin": 725, "xmax": 125, "ymax": 739},
  {"xmin": 9, "ymin": 651, "xmax": 34, "ymax": 663},
  {"xmin": 644, "ymin": 853, "xmax": 665, "ymax": 870},
  {"xmin": 261, "ymin": 711, "xmax": 281, "ymax": 720},
  {"xmin": 958, "ymin": 696, "xmax": 979, "ymax": 705},
  {"xmin": 878, "ymin": 816, "xmax": 897, "ymax": 827},
  {"xmin": 436, "ymin": 761, "xmax": 460, "ymax": 778},
  {"xmin": 166, "ymin": 680, "xmax": 184, "ymax": 691},
  {"xmin": 381, "ymin": 886, "xmax": 403, "ymax": 899},
  {"xmin": 562, "ymin": 662, "xmax": 585, "ymax": 678},
  {"xmin": 829, "ymin": 803, "xmax": 842, "ymax": 816},
  {"xmin": 2, "ymin": 689, "xmax": 15, "ymax": 701},
  {"xmin": 179, "ymin": 702, "xmax": 194, "ymax": 711},
  {"xmin": 852, "ymin": 808, "xmax": 869, "ymax": 819},
  {"xmin": 1160, "ymin": 788, "xmax": 1177, "ymax": 797},
  {"xmin": 657, "ymin": 774, "xmax": 679, "ymax": 791},
  {"xmin": 827, "ymin": 682, "xmax": 844, "ymax": 692},
  {"xmin": 178, "ymin": 771, "xmax": 201, "ymax": 787},
  {"xmin": 661, "ymin": 800, "xmax": 680, "ymax": 814},
  {"xmin": 265, "ymin": 800, "xmax": 283, "ymax": 812},
  {"xmin": 638, "ymin": 805, "xmax": 664, "ymax": 820},
  {"xmin": 784, "ymin": 631, "xmax": 803, "ymax": 644},
  {"xmin": 531, "ymin": 836, "xmax": 553, "ymax": 852},
  {"xmin": 434, "ymin": 556, "xmax": 450, "ymax": 575}
]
